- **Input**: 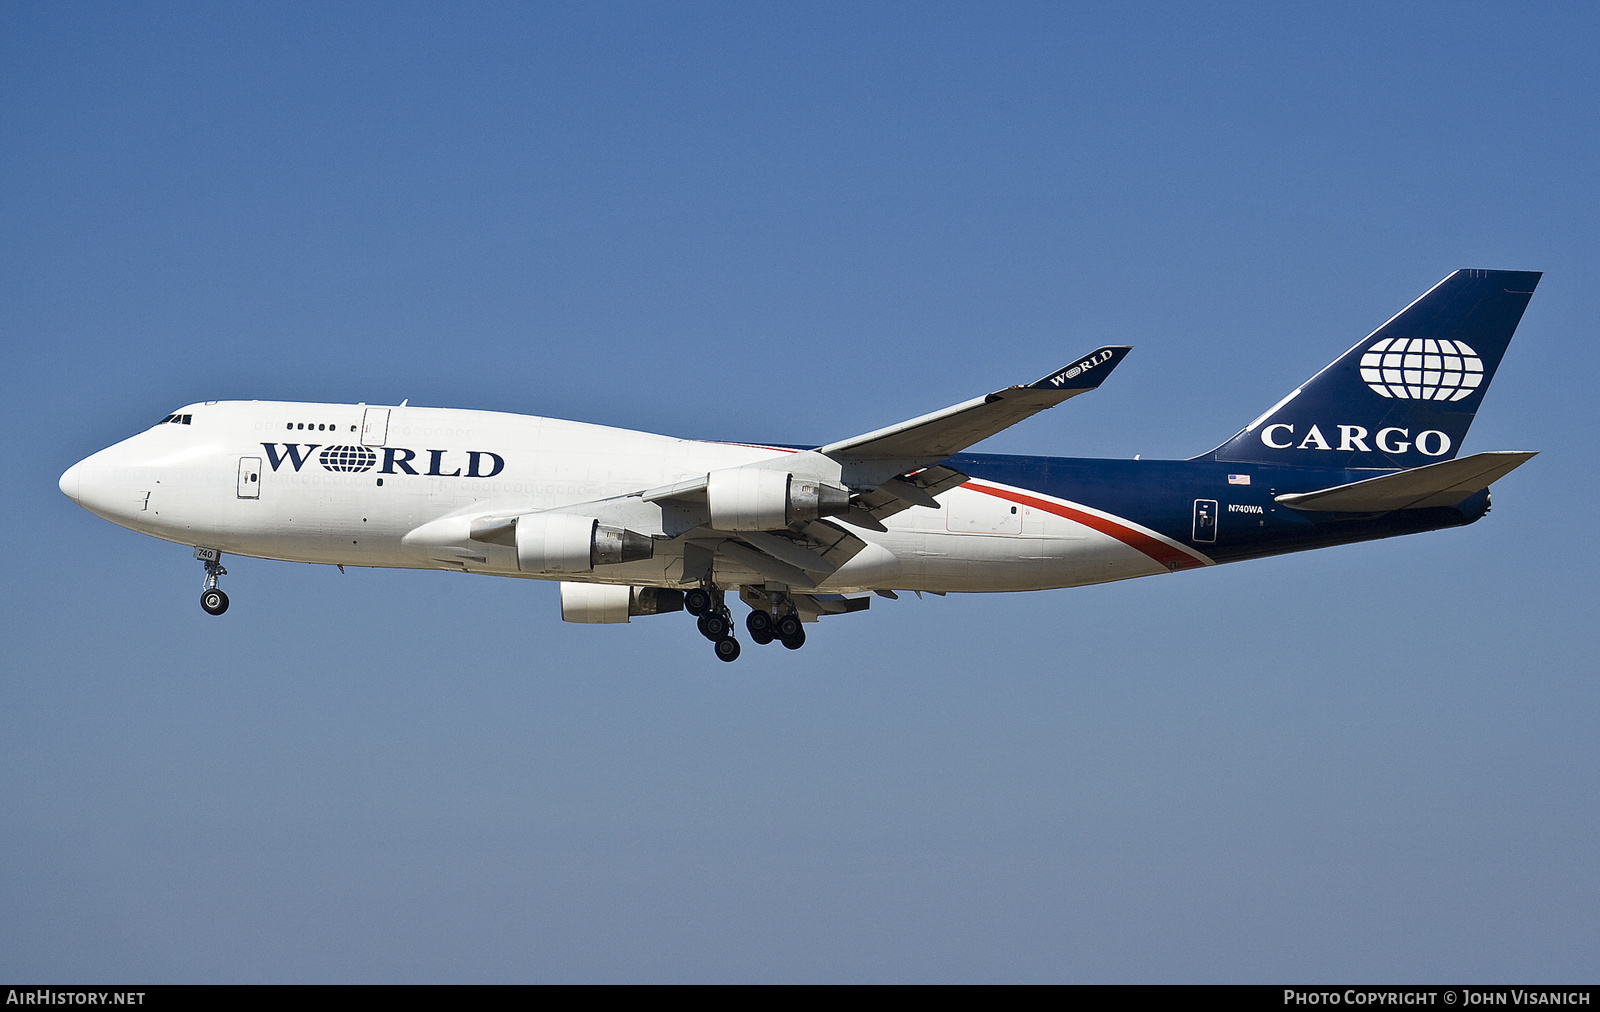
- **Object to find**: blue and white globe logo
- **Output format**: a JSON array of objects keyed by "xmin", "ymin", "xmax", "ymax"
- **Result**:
[
  {"xmin": 319, "ymin": 445, "xmax": 378, "ymax": 472},
  {"xmin": 1359, "ymin": 337, "xmax": 1483, "ymax": 401}
]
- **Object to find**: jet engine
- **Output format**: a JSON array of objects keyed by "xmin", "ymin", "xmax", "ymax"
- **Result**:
[
  {"xmin": 706, "ymin": 468, "xmax": 850, "ymax": 530},
  {"xmin": 559, "ymin": 583, "xmax": 686, "ymax": 623},
  {"xmin": 516, "ymin": 513, "xmax": 654, "ymax": 573}
]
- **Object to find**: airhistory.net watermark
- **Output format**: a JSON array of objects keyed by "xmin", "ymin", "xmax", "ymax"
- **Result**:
[{"xmin": 5, "ymin": 994, "xmax": 145, "ymax": 1006}]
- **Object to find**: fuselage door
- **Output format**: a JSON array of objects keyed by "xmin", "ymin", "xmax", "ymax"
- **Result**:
[
  {"xmin": 1192, "ymin": 499, "xmax": 1218, "ymax": 543},
  {"xmin": 947, "ymin": 489, "xmax": 1022, "ymax": 534},
  {"xmin": 361, "ymin": 407, "xmax": 390, "ymax": 446},
  {"xmin": 237, "ymin": 457, "xmax": 262, "ymax": 499}
]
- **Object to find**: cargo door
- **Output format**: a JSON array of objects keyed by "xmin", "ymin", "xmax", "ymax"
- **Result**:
[{"xmin": 947, "ymin": 489, "xmax": 1022, "ymax": 534}]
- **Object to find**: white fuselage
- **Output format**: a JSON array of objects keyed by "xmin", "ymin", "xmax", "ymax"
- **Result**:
[{"xmin": 61, "ymin": 400, "xmax": 1204, "ymax": 593}]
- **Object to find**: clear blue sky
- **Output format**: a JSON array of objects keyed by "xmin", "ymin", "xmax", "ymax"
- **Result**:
[{"xmin": 4, "ymin": 1, "xmax": 1597, "ymax": 982}]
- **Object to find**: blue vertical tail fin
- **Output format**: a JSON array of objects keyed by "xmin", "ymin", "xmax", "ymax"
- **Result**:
[{"xmin": 1208, "ymin": 269, "xmax": 1540, "ymax": 469}]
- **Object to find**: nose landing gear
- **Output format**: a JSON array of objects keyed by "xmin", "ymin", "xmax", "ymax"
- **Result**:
[{"xmin": 195, "ymin": 547, "xmax": 229, "ymax": 616}]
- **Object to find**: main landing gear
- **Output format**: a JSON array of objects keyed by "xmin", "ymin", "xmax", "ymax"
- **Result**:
[
  {"xmin": 686, "ymin": 584, "xmax": 740, "ymax": 662},
  {"xmin": 195, "ymin": 547, "xmax": 229, "ymax": 616},
  {"xmin": 687, "ymin": 584, "xmax": 810, "ymax": 662},
  {"xmin": 749, "ymin": 608, "xmax": 804, "ymax": 650},
  {"xmin": 744, "ymin": 608, "xmax": 805, "ymax": 649}
]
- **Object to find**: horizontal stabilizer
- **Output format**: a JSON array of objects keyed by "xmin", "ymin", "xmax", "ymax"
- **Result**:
[{"xmin": 1275, "ymin": 451, "xmax": 1536, "ymax": 512}]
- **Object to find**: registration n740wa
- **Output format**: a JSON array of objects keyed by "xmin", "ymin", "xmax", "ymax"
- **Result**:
[{"xmin": 60, "ymin": 269, "xmax": 1540, "ymax": 661}]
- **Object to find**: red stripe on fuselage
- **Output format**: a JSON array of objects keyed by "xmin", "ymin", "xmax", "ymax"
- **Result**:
[{"xmin": 964, "ymin": 482, "xmax": 1209, "ymax": 571}]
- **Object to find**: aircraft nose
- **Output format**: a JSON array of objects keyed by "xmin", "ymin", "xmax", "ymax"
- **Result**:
[
  {"xmin": 60, "ymin": 446, "xmax": 138, "ymax": 522},
  {"xmin": 59, "ymin": 460, "xmax": 83, "ymax": 504}
]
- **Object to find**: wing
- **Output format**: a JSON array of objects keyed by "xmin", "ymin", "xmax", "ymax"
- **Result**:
[
  {"xmin": 817, "ymin": 346, "xmax": 1131, "ymax": 488},
  {"xmin": 804, "ymin": 345, "xmax": 1131, "ymax": 525},
  {"xmin": 406, "ymin": 488, "xmax": 873, "ymax": 591},
  {"xmin": 404, "ymin": 346, "xmax": 1133, "ymax": 580}
]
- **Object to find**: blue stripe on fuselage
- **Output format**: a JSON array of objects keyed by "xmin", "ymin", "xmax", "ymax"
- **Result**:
[{"xmin": 948, "ymin": 452, "xmax": 1488, "ymax": 565}]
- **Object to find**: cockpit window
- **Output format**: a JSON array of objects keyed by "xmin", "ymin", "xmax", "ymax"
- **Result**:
[{"xmin": 156, "ymin": 413, "xmax": 193, "ymax": 426}]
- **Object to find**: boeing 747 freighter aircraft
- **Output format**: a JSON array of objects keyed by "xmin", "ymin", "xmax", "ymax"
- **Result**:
[{"xmin": 60, "ymin": 269, "xmax": 1540, "ymax": 661}]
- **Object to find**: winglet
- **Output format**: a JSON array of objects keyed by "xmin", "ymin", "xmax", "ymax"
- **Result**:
[{"xmin": 1025, "ymin": 346, "xmax": 1132, "ymax": 393}]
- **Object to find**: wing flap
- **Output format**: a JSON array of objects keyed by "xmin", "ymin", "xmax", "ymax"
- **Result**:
[
  {"xmin": 1275, "ymin": 451, "xmax": 1536, "ymax": 512},
  {"xmin": 790, "ymin": 593, "xmax": 872, "ymax": 622},
  {"xmin": 709, "ymin": 539, "xmax": 820, "ymax": 589},
  {"xmin": 852, "ymin": 464, "xmax": 969, "ymax": 522},
  {"xmin": 736, "ymin": 530, "xmax": 839, "ymax": 575},
  {"xmin": 794, "ymin": 519, "xmax": 871, "ymax": 568}
]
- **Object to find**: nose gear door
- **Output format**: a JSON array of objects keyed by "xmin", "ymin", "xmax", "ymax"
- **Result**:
[{"xmin": 237, "ymin": 457, "xmax": 261, "ymax": 499}]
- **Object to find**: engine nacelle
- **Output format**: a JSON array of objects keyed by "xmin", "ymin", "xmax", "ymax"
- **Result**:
[
  {"xmin": 706, "ymin": 468, "xmax": 850, "ymax": 531},
  {"xmin": 560, "ymin": 582, "xmax": 630, "ymax": 622},
  {"xmin": 516, "ymin": 514, "xmax": 654, "ymax": 573},
  {"xmin": 559, "ymin": 583, "xmax": 686, "ymax": 623}
]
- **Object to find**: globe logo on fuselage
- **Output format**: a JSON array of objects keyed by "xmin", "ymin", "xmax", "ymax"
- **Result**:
[
  {"xmin": 319, "ymin": 445, "xmax": 378, "ymax": 472},
  {"xmin": 1359, "ymin": 337, "xmax": 1483, "ymax": 401}
]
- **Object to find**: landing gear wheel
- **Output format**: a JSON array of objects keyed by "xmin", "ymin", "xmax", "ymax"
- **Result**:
[
  {"xmin": 780, "ymin": 625, "xmax": 806, "ymax": 650},
  {"xmin": 699, "ymin": 611, "xmax": 731, "ymax": 640},
  {"xmin": 746, "ymin": 609, "xmax": 775, "ymax": 645},
  {"xmin": 685, "ymin": 588, "xmax": 712, "ymax": 616},
  {"xmin": 747, "ymin": 610, "xmax": 773, "ymax": 636},
  {"xmin": 776, "ymin": 614, "xmax": 802, "ymax": 640},
  {"xmin": 200, "ymin": 588, "xmax": 229, "ymax": 616},
  {"xmin": 714, "ymin": 637, "xmax": 742, "ymax": 662}
]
